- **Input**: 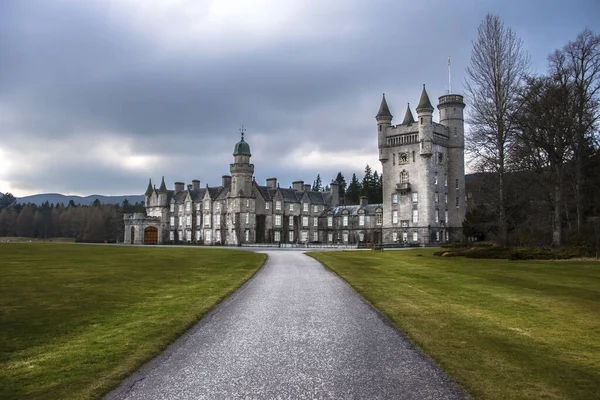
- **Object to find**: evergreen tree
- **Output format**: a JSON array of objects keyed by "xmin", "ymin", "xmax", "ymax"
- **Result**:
[
  {"xmin": 335, "ymin": 172, "xmax": 347, "ymax": 202},
  {"xmin": 361, "ymin": 164, "xmax": 374, "ymax": 202},
  {"xmin": 347, "ymin": 173, "xmax": 362, "ymax": 204},
  {"xmin": 312, "ymin": 174, "xmax": 323, "ymax": 191}
]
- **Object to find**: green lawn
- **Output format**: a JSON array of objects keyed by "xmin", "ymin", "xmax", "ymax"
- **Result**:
[
  {"xmin": 309, "ymin": 249, "xmax": 600, "ymax": 400},
  {"xmin": 0, "ymin": 244, "xmax": 265, "ymax": 400}
]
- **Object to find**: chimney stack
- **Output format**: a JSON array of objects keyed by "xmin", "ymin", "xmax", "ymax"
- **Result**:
[
  {"xmin": 330, "ymin": 180, "xmax": 340, "ymax": 206},
  {"xmin": 266, "ymin": 177, "xmax": 277, "ymax": 188},
  {"xmin": 304, "ymin": 184, "xmax": 311, "ymax": 192},
  {"xmin": 359, "ymin": 196, "xmax": 368, "ymax": 207},
  {"xmin": 222, "ymin": 175, "xmax": 232, "ymax": 188},
  {"xmin": 192, "ymin": 180, "xmax": 200, "ymax": 190},
  {"xmin": 174, "ymin": 182, "xmax": 185, "ymax": 195},
  {"xmin": 292, "ymin": 180, "xmax": 304, "ymax": 191}
]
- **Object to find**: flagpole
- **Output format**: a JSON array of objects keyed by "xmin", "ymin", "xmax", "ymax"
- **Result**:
[{"xmin": 448, "ymin": 56, "xmax": 452, "ymax": 94}]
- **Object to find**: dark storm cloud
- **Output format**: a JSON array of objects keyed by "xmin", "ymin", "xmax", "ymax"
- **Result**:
[{"xmin": 1, "ymin": 0, "xmax": 598, "ymax": 195}]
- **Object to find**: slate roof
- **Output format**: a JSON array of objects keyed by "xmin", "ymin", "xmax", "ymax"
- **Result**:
[
  {"xmin": 402, "ymin": 103, "xmax": 415, "ymax": 125},
  {"xmin": 328, "ymin": 203, "xmax": 383, "ymax": 216},
  {"xmin": 416, "ymin": 85, "xmax": 434, "ymax": 112},
  {"xmin": 376, "ymin": 94, "xmax": 393, "ymax": 119},
  {"xmin": 189, "ymin": 188, "xmax": 206, "ymax": 201}
]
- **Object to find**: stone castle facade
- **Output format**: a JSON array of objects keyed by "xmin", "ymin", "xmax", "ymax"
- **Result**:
[{"xmin": 123, "ymin": 86, "xmax": 465, "ymax": 246}]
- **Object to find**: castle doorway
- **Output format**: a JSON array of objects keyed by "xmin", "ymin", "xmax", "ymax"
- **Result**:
[{"xmin": 144, "ymin": 227, "xmax": 158, "ymax": 245}]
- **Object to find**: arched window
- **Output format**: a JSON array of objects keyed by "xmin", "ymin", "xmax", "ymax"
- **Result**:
[{"xmin": 400, "ymin": 170, "xmax": 409, "ymax": 184}]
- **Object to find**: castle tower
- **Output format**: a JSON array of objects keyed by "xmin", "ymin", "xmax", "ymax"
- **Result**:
[
  {"xmin": 157, "ymin": 176, "xmax": 168, "ymax": 206},
  {"xmin": 145, "ymin": 178, "xmax": 153, "ymax": 207},
  {"xmin": 376, "ymin": 94, "xmax": 393, "ymax": 162},
  {"xmin": 416, "ymin": 85, "xmax": 434, "ymax": 156},
  {"xmin": 230, "ymin": 130, "xmax": 254, "ymax": 197},
  {"xmin": 438, "ymin": 93, "xmax": 466, "ymax": 236}
]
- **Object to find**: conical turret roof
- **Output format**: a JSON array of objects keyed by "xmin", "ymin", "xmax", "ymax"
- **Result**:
[
  {"xmin": 158, "ymin": 176, "xmax": 168, "ymax": 193},
  {"xmin": 376, "ymin": 94, "xmax": 393, "ymax": 119},
  {"xmin": 416, "ymin": 84, "xmax": 434, "ymax": 112},
  {"xmin": 402, "ymin": 103, "xmax": 415, "ymax": 124},
  {"xmin": 145, "ymin": 178, "xmax": 153, "ymax": 197}
]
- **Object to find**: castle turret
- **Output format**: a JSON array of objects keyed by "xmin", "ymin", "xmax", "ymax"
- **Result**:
[
  {"xmin": 230, "ymin": 130, "xmax": 254, "ymax": 197},
  {"xmin": 416, "ymin": 85, "xmax": 434, "ymax": 156},
  {"xmin": 438, "ymin": 93, "xmax": 466, "ymax": 230},
  {"xmin": 376, "ymin": 94, "xmax": 393, "ymax": 162},
  {"xmin": 158, "ymin": 176, "xmax": 168, "ymax": 206},
  {"xmin": 401, "ymin": 103, "xmax": 415, "ymax": 125}
]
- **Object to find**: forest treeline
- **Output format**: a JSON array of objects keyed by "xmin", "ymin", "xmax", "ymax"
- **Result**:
[{"xmin": 0, "ymin": 195, "xmax": 144, "ymax": 242}]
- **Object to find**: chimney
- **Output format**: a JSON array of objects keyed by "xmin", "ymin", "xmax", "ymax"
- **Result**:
[
  {"xmin": 359, "ymin": 196, "xmax": 368, "ymax": 207},
  {"xmin": 187, "ymin": 184, "xmax": 192, "ymax": 191},
  {"xmin": 330, "ymin": 180, "xmax": 340, "ymax": 206},
  {"xmin": 222, "ymin": 175, "xmax": 232, "ymax": 188},
  {"xmin": 292, "ymin": 180, "xmax": 304, "ymax": 191},
  {"xmin": 174, "ymin": 182, "xmax": 185, "ymax": 195},
  {"xmin": 266, "ymin": 177, "xmax": 277, "ymax": 188},
  {"xmin": 304, "ymin": 184, "xmax": 311, "ymax": 192},
  {"xmin": 192, "ymin": 180, "xmax": 200, "ymax": 190}
]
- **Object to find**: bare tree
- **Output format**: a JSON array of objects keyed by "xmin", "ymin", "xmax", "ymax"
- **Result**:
[
  {"xmin": 465, "ymin": 14, "xmax": 529, "ymax": 246},
  {"xmin": 548, "ymin": 29, "xmax": 600, "ymax": 234}
]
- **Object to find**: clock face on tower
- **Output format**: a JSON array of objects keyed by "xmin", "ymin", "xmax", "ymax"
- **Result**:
[{"xmin": 399, "ymin": 153, "xmax": 408, "ymax": 164}]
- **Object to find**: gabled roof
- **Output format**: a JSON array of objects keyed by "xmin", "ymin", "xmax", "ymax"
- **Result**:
[
  {"xmin": 328, "ymin": 203, "xmax": 383, "ymax": 216},
  {"xmin": 189, "ymin": 188, "xmax": 206, "ymax": 201},
  {"xmin": 416, "ymin": 85, "xmax": 434, "ymax": 112},
  {"xmin": 173, "ymin": 190, "xmax": 188, "ymax": 204},
  {"xmin": 279, "ymin": 188, "xmax": 300, "ymax": 202},
  {"xmin": 376, "ymin": 94, "xmax": 393, "ymax": 119},
  {"xmin": 307, "ymin": 191, "xmax": 328, "ymax": 205}
]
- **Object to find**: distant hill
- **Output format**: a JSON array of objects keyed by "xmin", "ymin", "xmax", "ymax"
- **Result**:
[{"xmin": 16, "ymin": 193, "xmax": 145, "ymax": 206}]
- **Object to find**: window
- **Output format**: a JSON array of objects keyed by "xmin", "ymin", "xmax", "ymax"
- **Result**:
[
  {"xmin": 275, "ymin": 215, "xmax": 282, "ymax": 226},
  {"xmin": 196, "ymin": 203, "xmax": 201, "ymax": 211},
  {"xmin": 438, "ymin": 152, "xmax": 444, "ymax": 164},
  {"xmin": 245, "ymin": 230, "xmax": 249, "ymax": 242},
  {"xmin": 392, "ymin": 210, "xmax": 398, "ymax": 224},
  {"xmin": 215, "ymin": 230, "xmax": 221, "ymax": 242},
  {"xmin": 179, "ymin": 217, "xmax": 183, "ymax": 227},
  {"xmin": 359, "ymin": 215, "xmax": 365, "ymax": 226},
  {"xmin": 402, "ymin": 232, "xmax": 408, "ymax": 242},
  {"xmin": 245, "ymin": 213, "xmax": 249, "ymax": 224},
  {"xmin": 179, "ymin": 230, "xmax": 183, "ymax": 240},
  {"xmin": 454, "ymin": 127, "xmax": 458, "ymax": 137},
  {"xmin": 170, "ymin": 216, "xmax": 175, "ymax": 226},
  {"xmin": 446, "ymin": 231, "xmax": 449, "ymax": 241},
  {"xmin": 216, "ymin": 214, "xmax": 221, "ymax": 226},
  {"xmin": 436, "ymin": 231, "xmax": 440, "ymax": 241},
  {"xmin": 289, "ymin": 217, "xmax": 294, "ymax": 227},
  {"xmin": 205, "ymin": 230, "xmax": 211, "ymax": 242},
  {"xmin": 412, "ymin": 151, "xmax": 415, "ymax": 162},
  {"xmin": 204, "ymin": 199, "xmax": 210, "ymax": 210},
  {"xmin": 359, "ymin": 232, "xmax": 364, "ymax": 242},
  {"xmin": 393, "ymin": 153, "xmax": 396, "ymax": 165},
  {"xmin": 246, "ymin": 199, "xmax": 250, "ymax": 207},
  {"xmin": 412, "ymin": 209, "xmax": 419, "ymax": 223},
  {"xmin": 376, "ymin": 213, "xmax": 383, "ymax": 225},
  {"xmin": 343, "ymin": 232, "xmax": 349, "ymax": 242},
  {"xmin": 456, "ymin": 197, "xmax": 460, "ymax": 208},
  {"xmin": 392, "ymin": 193, "xmax": 398, "ymax": 205},
  {"xmin": 313, "ymin": 217, "xmax": 318, "ymax": 227},
  {"xmin": 435, "ymin": 209, "xmax": 439, "ymax": 223},
  {"xmin": 275, "ymin": 200, "xmax": 281, "ymax": 210},
  {"xmin": 435, "ymin": 192, "xmax": 439, "ymax": 203},
  {"xmin": 328, "ymin": 233, "xmax": 333, "ymax": 242},
  {"xmin": 303, "ymin": 203, "xmax": 309, "ymax": 212},
  {"xmin": 265, "ymin": 202, "xmax": 270, "ymax": 210},
  {"xmin": 216, "ymin": 202, "xmax": 221, "ymax": 212},
  {"xmin": 186, "ymin": 215, "xmax": 191, "ymax": 226},
  {"xmin": 327, "ymin": 216, "xmax": 333, "ymax": 227},
  {"xmin": 186, "ymin": 202, "xmax": 191, "ymax": 212},
  {"xmin": 303, "ymin": 216, "xmax": 309, "ymax": 226},
  {"xmin": 313, "ymin": 232, "xmax": 318, "ymax": 242},
  {"xmin": 274, "ymin": 231, "xmax": 281, "ymax": 242},
  {"xmin": 170, "ymin": 231, "xmax": 174, "ymax": 241},
  {"xmin": 301, "ymin": 231, "xmax": 308, "ymax": 242},
  {"xmin": 392, "ymin": 232, "xmax": 398, "ymax": 242},
  {"xmin": 412, "ymin": 192, "xmax": 418, "ymax": 203},
  {"xmin": 455, "ymin": 179, "xmax": 459, "ymax": 190},
  {"xmin": 196, "ymin": 215, "xmax": 201, "ymax": 226},
  {"xmin": 342, "ymin": 215, "xmax": 348, "ymax": 226},
  {"xmin": 445, "ymin": 210, "xmax": 449, "ymax": 223},
  {"xmin": 290, "ymin": 204, "xmax": 294, "ymax": 212},
  {"xmin": 195, "ymin": 231, "xmax": 200, "ymax": 241},
  {"xmin": 413, "ymin": 232, "xmax": 418, "ymax": 241},
  {"xmin": 444, "ymin": 174, "xmax": 447, "ymax": 187},
  {"xmin": 203, "ymin": 215, "xmax": 211, "ymax": 227},
  {"xmin": 289, "ymin": 231, "xmax": 294, "ymax": 242},
  {"xmin": 445, "ymin": 193, "xmax": 448, "ymax": 204},
  {"xmin": 400, "ymin": 170, "xmax": 409, "ymax": 184},
  {"xmin": 170, "ymin": 203, "xmax": 174, "ymax": 212},
  {"xmin": 313, "ymin": 205, "xmax": 318, "ymax": 213}
]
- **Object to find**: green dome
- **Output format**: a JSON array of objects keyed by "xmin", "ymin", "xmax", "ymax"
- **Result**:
[{"xmin": 233, "ymin": 138, "xmax": 251, "ymax": 156}]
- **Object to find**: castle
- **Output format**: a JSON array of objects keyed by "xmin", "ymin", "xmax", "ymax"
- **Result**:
[{"xmin": 123, "ymin": 86, "xmax": 465, "ymax": 246}]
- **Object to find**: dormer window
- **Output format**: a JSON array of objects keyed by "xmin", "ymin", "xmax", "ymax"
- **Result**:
[
  {"xmin": 275, "ymin": 200, "xmax": 281, "ymax": 210},
  {"xmin": 204, "ymin": 199, "xmax": 210, "ymax": 210},
  {"xmin": 303, "ymin": 203, "xmax": 309, "ymax": 212}
]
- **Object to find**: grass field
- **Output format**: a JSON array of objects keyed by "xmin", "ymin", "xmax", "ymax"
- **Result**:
[
  {"xmin": 309, "ymin": 248, "xmax": 600, "ymax": 400},
  {"xmin": 0, "ymin": 243, "xmax": 266, "ymax": 400}
]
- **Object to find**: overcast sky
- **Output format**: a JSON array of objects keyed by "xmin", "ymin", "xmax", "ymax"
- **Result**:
[{"xmin": 1, "ymin": 0, "xmax": 598, "ymax": 197}]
